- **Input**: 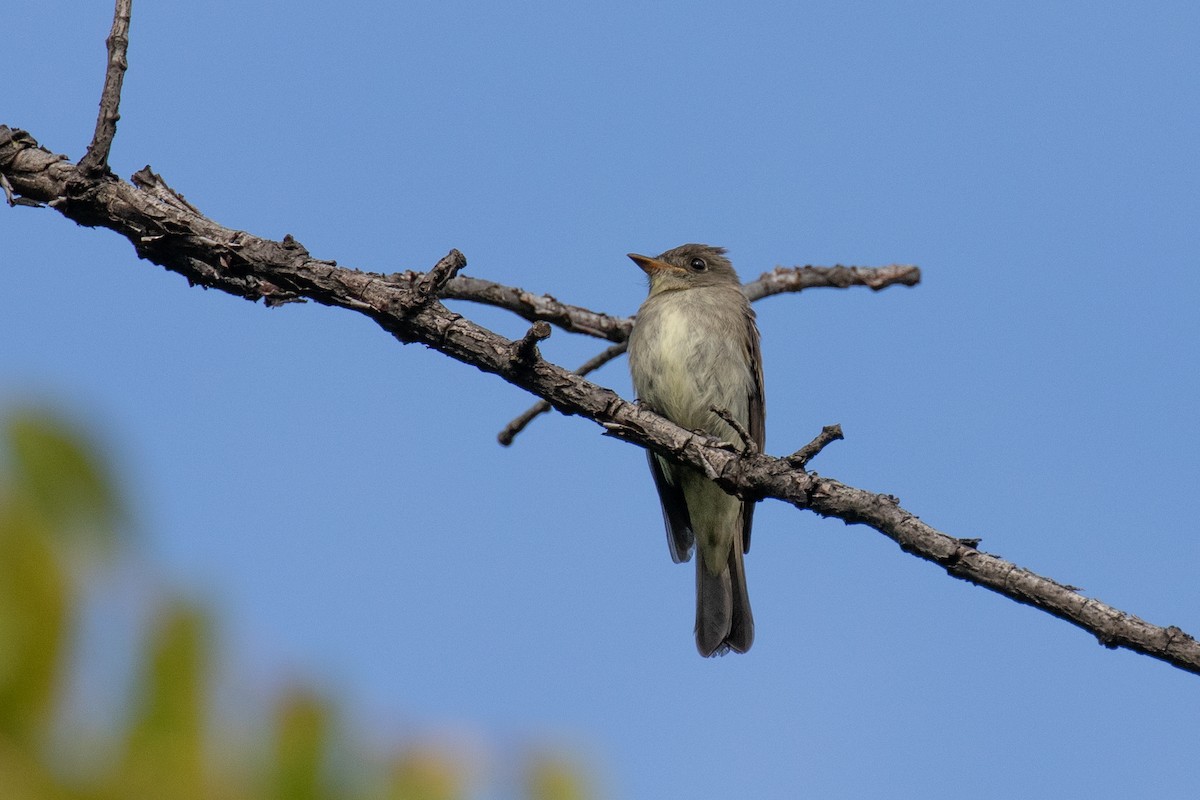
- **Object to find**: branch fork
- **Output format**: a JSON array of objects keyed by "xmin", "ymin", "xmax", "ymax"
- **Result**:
[{"xmin": 2, "ymin": 0, "xmax": 1197, "ymax": 677}]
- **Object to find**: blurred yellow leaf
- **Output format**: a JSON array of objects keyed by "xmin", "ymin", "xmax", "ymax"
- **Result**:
[
  {"xmin": 387, "ymin": 748, "xmax": 463, "ymax": 800},
  {"xmin": 0, "ymin": 734, "xmax": 68, "ymax": 800},
  {"xmin": 527, "ymin": 755, "xmax": 590, "ymax": 800}
]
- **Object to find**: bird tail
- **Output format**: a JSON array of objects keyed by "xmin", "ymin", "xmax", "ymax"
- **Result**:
[{"xmin": 694, "ymin": 530, "xmax": 754, "ymax": 657}]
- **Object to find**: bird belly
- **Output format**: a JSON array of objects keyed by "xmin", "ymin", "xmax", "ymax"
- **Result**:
[
  {"xmin": 632, "ymin": 301, "xmax": 751, "ymax": 437},
  {"xmin": 629, "ymin": 297, "xmax": 752, "ymax": 572}
]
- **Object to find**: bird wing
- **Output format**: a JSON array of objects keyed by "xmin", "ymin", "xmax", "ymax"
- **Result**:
[
  {"xmin": 647, "ymin": 450, "xmax": 695, "ymax": 563},
  {"xmin": 741, "ymin": 309, "xmax": 766, "ymax": 553}
]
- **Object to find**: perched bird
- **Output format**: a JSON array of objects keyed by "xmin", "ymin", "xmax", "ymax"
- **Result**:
[{"xmin": 626, "ymin": 244, "xmax": 765, "ymax": 656}]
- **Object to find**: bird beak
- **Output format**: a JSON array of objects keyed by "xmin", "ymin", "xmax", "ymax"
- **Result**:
[{"xmin": 628, "ymin": 253, "xmax": 683, "ymax": 275}]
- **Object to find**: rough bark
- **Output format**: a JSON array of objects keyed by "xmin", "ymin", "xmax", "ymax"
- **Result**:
[
  {"xmin": 4, "ymin": 124, "xmax": 1197, "ymax": 676},
  {"xmin": 2, "ymin": 0, "xmax": 1196, "ymax": 678}
]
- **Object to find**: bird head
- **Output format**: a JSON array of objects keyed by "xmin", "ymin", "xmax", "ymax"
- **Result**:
[{"xmin": 627, "ymin": 243, "xmax": 740, "ymax": 295}]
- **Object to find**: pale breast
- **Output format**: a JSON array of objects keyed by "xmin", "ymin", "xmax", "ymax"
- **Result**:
[{"xmin": 628, "ymin": 287, "xmax": 754, "ymax": 437}]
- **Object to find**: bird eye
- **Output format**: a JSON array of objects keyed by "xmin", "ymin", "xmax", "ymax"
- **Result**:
[{"xmin": 689, "ymin": 257, "xmax": 707, "ymax": 271}]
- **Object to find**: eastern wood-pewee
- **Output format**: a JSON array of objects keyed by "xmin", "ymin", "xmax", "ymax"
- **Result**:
[{"xmin": 627, "ymin": 244, "xmax": 765, "ymax": 656}]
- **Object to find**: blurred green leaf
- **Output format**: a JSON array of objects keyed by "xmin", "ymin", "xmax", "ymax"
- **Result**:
[
  {"xmin": 113, "ymin": 602, "xmax": 209, "ymax": 800},
  {"xmin": 4, "ymin": 409, "xmax": 124, "ymax": 551},
  {"xmin": 270, "ymin": 688, "xmax": 332, "ymax": 800},
  {"xmin": 0, "ymin": 508, "xmax": 69, "ymax": 750},
  {"xmin": 0, "ymin": 404, "xmax": 598, "ymax": 799}
]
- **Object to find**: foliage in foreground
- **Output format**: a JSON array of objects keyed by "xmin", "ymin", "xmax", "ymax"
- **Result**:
[{"xmin": 0, "ymin": 408, "xmax": 589, "ymax": 800}]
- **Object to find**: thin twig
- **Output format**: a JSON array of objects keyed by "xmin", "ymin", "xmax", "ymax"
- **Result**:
[
  {"xmin": 443, "ymin": 275, "xmax": 632, "ymax": 342},
  {"xmin": 393, "ymin": 249, "xmax": 469, "ymax": 315},
  {"xmin": 745, "ymin": 264, "xmax": 921, "ymax": 301},
  {"xmin": 0, "ymin": 171, "xmax": 17, "ymax": 206},
  {"xmin": 498, "ymin": 400, "xmax": 553, "ymax": 446},
  {"xmin": 410, "ymin": 249, "xmax": 468, "ymax": 305},
  {"xmin": 508, "ymin": 321, "xmax": 552, "ymax": 366},
  {"xmin": 786, "ymin": 424, "xmax": 845, "ymax": 468},
  {"xmin": 711, "ymin": 406, "xmax": 758, "ymax": 454},
  {"xmin": 79, "ymin": 0, "xmax": 133, "ymax": 176}
]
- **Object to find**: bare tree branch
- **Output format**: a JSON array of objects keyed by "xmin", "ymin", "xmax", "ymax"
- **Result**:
[
  {"xmin": 491, "ymin": 263, "xmax": 919, "ymax": 443},
  {"xmin": 746, "ymin": 263, "xmax": 921, "ymax": 301},
  {"xmin": 443, "ymin": 264, "xmax": 922, "ymax": 343},
  {"xmin": 497, "ymin": 342, "xmax": 629, "ymax": 445},
  {"xmin": 79, "ymin": 0, "xmax": 132, "ymax": 177},
  {"xmin": 3, "ymin": 125, "xmax": 1197, "ymax": 676},
  {"xmin": 2, "ymin": 0, "xmax": 1195, "ymax": 676},
  {"xmin": 441, "ymin": 276, "xmax": 633, "ymax": 342}
]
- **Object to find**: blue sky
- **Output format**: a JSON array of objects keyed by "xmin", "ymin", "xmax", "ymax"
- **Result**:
[{"xmin": 4, "ymin": 2, "xmax": 1200, "ymax": 797}]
